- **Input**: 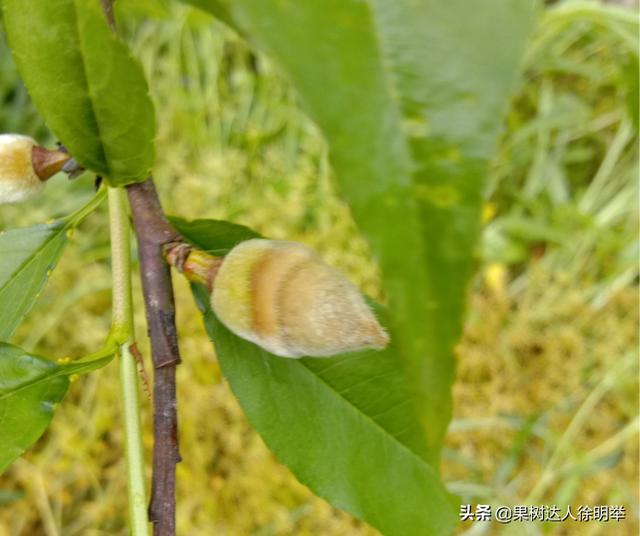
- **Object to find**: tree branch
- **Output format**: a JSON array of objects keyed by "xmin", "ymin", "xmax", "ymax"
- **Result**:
[
  {"xmin": 99, "ymin": 3, "xmax": 183, "ymax": 533},
  {"xmin": 127, "ymin": 179, "xmax": 182, "ymax": 536}
]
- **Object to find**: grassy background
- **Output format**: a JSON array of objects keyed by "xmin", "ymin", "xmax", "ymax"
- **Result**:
[{"xmin": 0, "ymin": 1, "xmax": 637, "ymax": 534}]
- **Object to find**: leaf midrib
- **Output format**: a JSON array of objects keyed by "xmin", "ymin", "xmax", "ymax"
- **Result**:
[
  {"xmin": 0, "ymin": 224, "xmax": 65, "ymax": 297},
  {"xmin": 0, "ymin": 353, "xmax": 114, "ymax": 402},
  {"xmin": 298, "ymin": 358, "xmax": 436, "ymax": 472},
  {"xmin": 0, "ymin": 367, "xmax": 68, "ymax": 402}
]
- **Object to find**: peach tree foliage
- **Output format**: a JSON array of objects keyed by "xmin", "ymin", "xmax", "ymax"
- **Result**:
[{"xmin": 0, "ymin": 1, "xmax": 535, "ymax": 535}]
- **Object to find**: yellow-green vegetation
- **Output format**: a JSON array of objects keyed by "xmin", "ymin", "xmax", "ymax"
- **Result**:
[{"xmin": 0, "ymin": 1, "xmax": 637, "ymax": 534}]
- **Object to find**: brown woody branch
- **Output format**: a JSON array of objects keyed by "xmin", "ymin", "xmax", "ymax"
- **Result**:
[{"xmin": 127, "ymin": 179, "xmax": 183, "ymax": 536}]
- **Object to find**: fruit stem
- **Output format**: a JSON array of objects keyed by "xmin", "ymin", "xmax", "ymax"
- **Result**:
[{"xmin": 163, "ymin": 241, "xmax": 224, "ymax": 291}]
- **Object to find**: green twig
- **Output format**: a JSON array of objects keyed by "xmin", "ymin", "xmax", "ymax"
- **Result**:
[
  {"xmin": 64, "ymin": 186, "xmax": 107, "ymax": 228},
  {"xmin": 109, "ymin": 187, "xmax": 134, "ymax": 340},
  {"xmin": 108, "ymin": 186, "xmax": 149, "ymax": 536}
]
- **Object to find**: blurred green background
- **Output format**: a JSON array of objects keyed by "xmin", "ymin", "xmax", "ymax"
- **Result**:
[{"xmin": 0, "ymin": 0, "xmax": 637, "ymax": 534}]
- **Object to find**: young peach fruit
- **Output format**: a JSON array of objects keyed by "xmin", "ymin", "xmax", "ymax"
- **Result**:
[
  {"xmin": 210, "ymin": 239, "xmax": 389, "ymax": 358},
  {"xmin": 0, "ymin": 134, "xmax": 70, "ymax": 204}
]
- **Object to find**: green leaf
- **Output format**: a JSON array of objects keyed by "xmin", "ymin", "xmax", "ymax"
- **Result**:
[
  {"xmin": 0, "ymin": 342, "xmax": 115, "ymax": 474},
  {"xmin": 186, "ymin": 0, "xmax": 536, "ymax": 464},
  {"xmin": 0, "ymin": 343, "xmax": 69, "ymax": 473},
  {"xmin": 1, "ymin": 0, "xmax": 155, "ymax": 185},
  {"xmin": 177, "ymin": 217, "xmax": 457, "ymax": 535},
  {"xmin": 181, "ymin": 0, "xmax": 235, "ymax": 29},
  {"xmin": 194, "ymin": 286, "xmax": 457, "ymax": 535},
  {"xmin": 0, "ymin": 191, "xmax": 105, "ymax": 340},
  {"xmin": 0, "ymin": 222, "xmax": 68, "ymax": 340},
  {"xmin": 169, "ymin": 216, "xmax": 261, "ymax": 256}
]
